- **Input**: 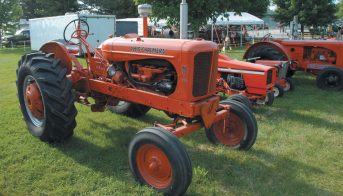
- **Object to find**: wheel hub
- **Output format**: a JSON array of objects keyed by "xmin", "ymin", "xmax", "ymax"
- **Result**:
[
  {"xmin": 148, "ymin": 157, "xmax": 161, "ymax": 171},
  {"xmin": 327, "ymin": 74, "xmax": 338, "ymax": 84},
  {"xmin": 136, "ymin": 144, "xmax": 172, "ymax": 189},
  {"xmin": 25, "ymin": 82, "xmax": 44, "ymax": 119}
]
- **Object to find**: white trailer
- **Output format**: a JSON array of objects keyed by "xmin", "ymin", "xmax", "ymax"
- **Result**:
[
  {"xmin": 116, "ymin": 18, "xmax": 168, "ymax": 37},
  {"xmin": 30, "ymin": 14, "xmax": 116, "ymax": 51}
]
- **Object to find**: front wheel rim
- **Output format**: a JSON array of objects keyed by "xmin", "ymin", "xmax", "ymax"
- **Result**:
[
  {"xmin": 23, "ymin": 75, "xmax": 45, "ymax": 127},
  {"xmin": 273, "ymin": 87, "xmax": 280, "ymax": 97},
  {"xmin": 136, "ymin": 144, "xmax": 172, "ymax": 189}
]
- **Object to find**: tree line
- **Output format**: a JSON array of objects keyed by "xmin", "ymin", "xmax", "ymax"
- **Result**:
[{"xmin": 0, "ymin": 0, "xmax": 341, "ymax": 34}]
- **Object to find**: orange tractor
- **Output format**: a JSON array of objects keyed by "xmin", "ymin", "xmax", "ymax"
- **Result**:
[
  {"xmin": 16, "ymin": 19, "xmax": 258, "ymax": 195},
  {"xmin": 215, "ymin": 53, "xmax": 277, "ymax": 106},
  {"xmin": 244, "ymin": 39, "xmax": 343, "ymax": 91}
]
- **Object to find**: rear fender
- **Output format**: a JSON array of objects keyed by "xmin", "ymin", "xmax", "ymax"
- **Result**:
[
  {"xmin": 243, "ymin": 41, "xmax": 291, "ymax": 61},
  {"xmin": 40, "ymin": 41, "xmax": 73, "ymax": 74}
]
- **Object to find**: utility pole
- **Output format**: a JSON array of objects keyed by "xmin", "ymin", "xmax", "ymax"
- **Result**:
[{"xmin": 180, "ymin": 0, "xmax": 188, "ymax": 39}]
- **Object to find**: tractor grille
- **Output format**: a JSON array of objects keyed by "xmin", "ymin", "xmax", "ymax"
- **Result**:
[
  {"xmin": 193, "ymin": 52, "xmax": 214, "ymax": 97},
  {"xmin": 267, "ymin": 70, "xmax": 273, "ymax": 85}
]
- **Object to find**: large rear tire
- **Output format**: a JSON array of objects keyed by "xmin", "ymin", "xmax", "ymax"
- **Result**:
[
  {"xmin": 316, "ymin": 67, "xmax": 343, "ymax": 91},
  {"xmin": 245, "ymin": 45, "xmax": 294, "ymax": 77},
  {"xmin": 129, "ymin": 127, "xmax": 192, "ymax": 195},
  {"xmin": 107, "ymin": 101, "xmax": 150, "ymax": 118},
  {"xmin": 246, "ymin": 46, "xmax": 287, "ymax": 61},
  {"xmin": 16, "ymin": 52, "xmax": 77, "ymax": 142},
  {"xmin": 205, "ymin": 99, "xmax": 258, "ymax": 150}
]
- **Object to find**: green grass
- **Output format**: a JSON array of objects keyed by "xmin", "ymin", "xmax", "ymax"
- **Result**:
[{"xmin": 1, "ymin": 48, "xmax": 342, "ymax": 195}]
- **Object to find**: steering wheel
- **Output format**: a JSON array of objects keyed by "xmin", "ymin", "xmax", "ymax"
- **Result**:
[
  {"xmin": 63, "ymin": 19, "xmax": 89, "ymax": 44},
  {"xmin": 262, "ymin": 33, "xmax": 272, "ymax": 41}
]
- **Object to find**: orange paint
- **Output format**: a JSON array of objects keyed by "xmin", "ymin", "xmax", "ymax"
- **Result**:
[{"xmin": 136, "ymin": 144, "xmax": 172, "ymax": 189}]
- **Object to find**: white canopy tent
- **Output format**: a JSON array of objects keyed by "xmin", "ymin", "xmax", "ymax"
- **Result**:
[
  {"xmin": 208, "ymin": 12, "xmax": 265, "ymax": 46},
  {"xmin": 208, "ymin": 12, "xmax": 264, "ymax": 26}
]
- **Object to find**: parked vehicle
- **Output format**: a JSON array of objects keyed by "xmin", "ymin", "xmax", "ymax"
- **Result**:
[
  {"xmin": 1, "ymin": 29, "xmax": 30, "ymax": 47},
  {"xmin": 29, "ymin": 14, "xmax": 116, "ymax": 52},
  {"xmin": 16, "ymin": 19, "xmax": 258, "ymax": 195},
  {"xmin": 216, "ymin": 54, "xmax": 277, "ymax": 106},
  {"xmin": 253, "ymin": 60, "xmax": 295, "ymax": 95},
  {"xmin": 244, "ymin": 39, "xmax": 343, "ymax": 91}
]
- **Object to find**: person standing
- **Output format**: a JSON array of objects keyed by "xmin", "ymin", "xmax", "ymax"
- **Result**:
[{"xmin": 337, "ymin": 27, "xmax": 342, "ymax": 40}]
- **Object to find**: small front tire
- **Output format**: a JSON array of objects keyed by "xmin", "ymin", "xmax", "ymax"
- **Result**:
[
  {"xmin": 265, "ymin": 92, "xmax": 274, "ymax": 106},
  {"xmin": 129, "ymin": 127, "xmax": 192, "ymax": 195},
  {"xmin": 284, "ymin": 77, "xmax": 295, "ymax": 92},
  {"xmin": 273, "ymin": 84, "xmax": 284, "ymax": 98}
]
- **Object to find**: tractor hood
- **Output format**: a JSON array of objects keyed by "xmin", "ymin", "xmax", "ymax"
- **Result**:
[
  {"xmin": 100, "ymin": 35, "xmax": 218, "ymax": 62},
  {"xmin": 274, "ymin": 39, "xmax": 343, "ymax": 46},
  {"xmin": 218, "ymin": 54, "xmax": 272, "ymax": 72}
]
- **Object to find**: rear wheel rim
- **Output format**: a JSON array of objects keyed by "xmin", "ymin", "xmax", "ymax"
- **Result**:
[
  {"xmin": 136, "ymin": 144, "xmax": 172, "ymax": 189},
  {"xmin": 23, "ymin": 76, "xmax": 45, "ymax": 127},
  {"xmin": 324, "ymin": 73, "xmax": 341, "ymax": 88},
  {"xmin": 212, "ymin": 112, "xmax": 246, "ymax": 146}
]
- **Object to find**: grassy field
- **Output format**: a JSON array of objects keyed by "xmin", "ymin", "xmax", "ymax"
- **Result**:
[{"xmin": 0, "ymin": 48, "xmax": 342, "ymax": 195}]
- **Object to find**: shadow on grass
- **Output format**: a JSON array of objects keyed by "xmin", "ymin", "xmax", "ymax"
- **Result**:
[
  {"xmin": 52, "ymin": 112, "xmax": 177, "ymax": 185},
  {"xmin": 256, "ymin": 106, "xmax": 343, "ymax": 132},
  {"xmin": 52, "ymin": 119, "xmax": 138, "ymax": 184},
  {"xmin": 187, "ymin": 146, "xmax": 331, "ymax": 195},
  {"xmin": 51, "ymin": 110, "xmax": 333, "ymax": 195}
]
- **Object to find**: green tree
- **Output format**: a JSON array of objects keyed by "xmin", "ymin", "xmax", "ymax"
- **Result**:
[
  {"xmin": 133, "ymin": 0, "xmax": 269, "ymax": 31},
  {"xmin": 246, "ymin": 0, "xmax": 270, "ymax": 18},
  {"xmin": 0, "ymin": 0, "xmax": 22, "ymax": 34},
  {"xmin": 80, "ymin": 0, "xmax": 138, "ymax": 18},
  {"xmin": 20, "ymin": 0, "xmax": 78, "ymax": 18},
  {"xmin": 338, "ymin": 0, "xmax": 343, "ymax": 18},
  {"xmin": 273, "ymin": 0, "xmax": 336, "ymax": 31}
]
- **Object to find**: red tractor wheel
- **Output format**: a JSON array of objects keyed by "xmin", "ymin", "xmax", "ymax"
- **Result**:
[
  {"xmin": 16, "ymin": 52, "xmax": 77, "ymax": 142},
  {"xmin": 129, "ymin": 127, "xmax": 192, "ymax": 195},
  {"xmin": 205, "ymin": 99, "xmax": 258, "ymax": 150}
]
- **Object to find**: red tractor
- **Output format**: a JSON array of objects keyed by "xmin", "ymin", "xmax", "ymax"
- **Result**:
[
  {"xmin": 254, "ymin": 60, "xmax": 295, "ymax": 95},
  {"xmin": 215, "ymin": 53, "xmax": 277, "ymax": 106},
  {"xmin": 16, "ymin": 20, "xmax": 258, "ymax": 195},
  {"xmin": 244, "ymin": 39, "xmax": 343, "ymax": 91}
]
